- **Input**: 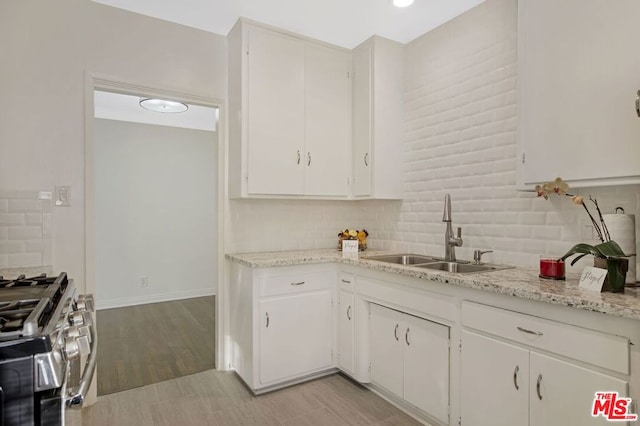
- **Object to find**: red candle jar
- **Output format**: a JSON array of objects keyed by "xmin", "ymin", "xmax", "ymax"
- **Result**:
[{"xmin": 539, "ymin": 257, "xmax": 565, "ymax": 280}]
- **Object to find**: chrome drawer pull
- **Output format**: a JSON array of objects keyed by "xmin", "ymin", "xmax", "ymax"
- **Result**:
[
  {"xmin": 347, "ymin": 305, "xmax": 352, "ymax": 320},
  {"xmin": 516, "ymin": 326, "xmax": 543, "ymax": 336},
  {"xmin": 394, "ymin": 324, "xmax": 399, "ymax": 341},
  {"xmin": 296, "ymin": 150, "xmax": 301, "ymax": 165},
  {"xmin": 265, "ymin": 313, "xmax": 269, "ymax": 328},
  {"xmin": 405, "ymin": 328, "xmax": 410, "ymax": 346},
  {"xmin": 307, "ymin": 152, "xmax": 311, "ymax": 166},
  {"xmin": 636, "ymin": 90, "xmax": 640, "ymax": 117},
  {"xmin": 290, "ymin": 281, "xmax": 305, "ymax": 286},
  {"xmin": 513, "ymin": 365, "xmax": 519, "ymax": 390},
  {"xmin": 536, "ymin": 374, "xmax": 543, "ymax": 400},
  {"xmin": 341, "ymin": 279, "xmax": 351, "ymax": 284},
  {"xmin": 364, "ymin": 152, "xmax": 369, "ymax": 166}
]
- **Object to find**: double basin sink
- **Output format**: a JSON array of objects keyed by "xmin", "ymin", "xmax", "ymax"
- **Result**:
[{"xmin": 362, "ymin": 254, "xmax": 511, "ymax": 274}]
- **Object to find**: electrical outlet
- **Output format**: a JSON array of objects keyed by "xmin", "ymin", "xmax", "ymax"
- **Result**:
[{"xmin": 140, "ymin": 276, "xmax": 148, "ymax": 287}]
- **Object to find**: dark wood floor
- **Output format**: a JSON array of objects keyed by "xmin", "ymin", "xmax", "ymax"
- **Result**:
[{"xmin": 96, "ymin": 296, "xmax": 216, "ymax": 395}]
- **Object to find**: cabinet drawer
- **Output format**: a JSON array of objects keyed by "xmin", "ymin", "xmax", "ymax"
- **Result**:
[
  {"xmin": 461, "ymin": 301, "xmax": 629, "ymax": 374},
  {"xmin": 260, "ymin": 271, "xmax": 332, "ymax": 297},
  {"xmin": 338, "ymin": 273, "xmax": 354, "ymax": 291}
]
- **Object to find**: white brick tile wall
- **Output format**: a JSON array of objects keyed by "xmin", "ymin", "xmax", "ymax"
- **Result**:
[
  {"xmin": 228, "ymin": 0, "xmax": 639, "ymax": 277},
  {"xmin": 0, "ymin": 193, "xmax": 51, "ymax": 268}
]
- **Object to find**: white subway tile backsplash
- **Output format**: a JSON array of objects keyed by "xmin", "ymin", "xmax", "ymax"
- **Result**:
[
  {"xmin": 0, "ymin": 213, "xmax": 26, "ymax": 226},
  {"xmin": 0, "ymin": 193, "xmax": 51, "ymax": 268},
  {"xmin": 8, "ymin": 199, "xmax": 43, "ymax": 213},
  {"xmin": 9, "ymin": 226, "xmax": 42, "ymax": 240},
  {"xmin": 9, "ymin": 253, "xmax": 42, "ymax": 268}
]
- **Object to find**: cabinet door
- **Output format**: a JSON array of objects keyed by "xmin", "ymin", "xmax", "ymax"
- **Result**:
[
  {"xmin": 518, "ymin": 0, "xmax": 640, "ymax": 187},
  {"xmin": 259, "ymin": 290, "xmax": 333, "ymax": 384},
  {"xmin": 529, "ymin": 352, "xmax": 629, "ymax": 426},
  {"xmin": 352, "ymin": 45, "xmax": 372, "ymax": 196},
  {"xmin": 304, "ymin": 44, "xmax": 350, "ymax": 196},
  {"xmin": 461, "ymin": 331, "xmax": 529, "ymax": 426},
  {"xmin": 369, "ymin": 304, "xmax": 403, "ymax": 396},
  {"xmin": 337, "ymin": 288, "xmax": 354, "ymax": 374},
  {"xmin": 247, "ymin": 28, "xmax": 305, "ymax": 195},
  {"xmin": 403, "ymin": 314, "xmax": 450, "ymax": 423}
]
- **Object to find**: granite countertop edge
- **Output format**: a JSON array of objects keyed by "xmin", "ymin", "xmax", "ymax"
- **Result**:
[{"xmin": 225, "ymin": 249, "xmax": 640, "ymax": 321}]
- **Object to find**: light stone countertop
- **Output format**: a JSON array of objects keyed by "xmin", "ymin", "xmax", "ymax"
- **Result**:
[{"xmin": 226, "ymin": 249, "xmax": 640, "ymax": 321}]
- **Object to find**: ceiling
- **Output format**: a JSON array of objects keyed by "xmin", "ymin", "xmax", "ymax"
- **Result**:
[
  {"xmin": 91, "ymin": 0, "xmax": 486, "ymax": 48},
  {"xmin": 94, "ymin": 91, "xmax": 218, "ymax": 132}
]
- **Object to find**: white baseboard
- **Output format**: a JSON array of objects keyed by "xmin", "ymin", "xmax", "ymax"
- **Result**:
[{"xmin": 96, "ymin": 288, "xmax": 216, "ymax": 310}]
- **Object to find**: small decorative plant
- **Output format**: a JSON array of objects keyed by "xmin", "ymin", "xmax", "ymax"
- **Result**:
[
  {"xmin": 338, "ymin": 229, "xmax": 368, "ymax": 251},
  {"xmin": 535, "ymin": 178, "xmax": 628, "ymax": 291}
]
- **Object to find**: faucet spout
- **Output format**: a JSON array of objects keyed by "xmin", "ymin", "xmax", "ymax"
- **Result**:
[
  {"xmin": 443, "ymin": 193, "xmax": 452, "ymax": 222},
  {"xmin": 442, "ymin": 194, "xmax": 462, "ymax": 261}
]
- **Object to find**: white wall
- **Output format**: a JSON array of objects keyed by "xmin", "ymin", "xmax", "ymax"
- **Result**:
[
  {"xmin": 94, "ymin": 119, "xmax": 217, "ymax": 308},
  {"xmin": 0, "ymin": 0, "xmax": 226, "ymax": 287}
]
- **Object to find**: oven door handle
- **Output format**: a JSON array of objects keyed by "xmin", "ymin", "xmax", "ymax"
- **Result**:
[{"xmin": 65, "ymin": 321, "xmax": 98, "ymax": 409}]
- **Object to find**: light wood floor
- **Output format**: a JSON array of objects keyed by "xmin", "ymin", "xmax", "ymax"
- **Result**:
[
  {"xmin": 96, "ymin": 296, "xmax": 216, "ymax": 395},
  {"xmin": 81, "ymin": 370, "xmax": 424, "ymax": 426}
]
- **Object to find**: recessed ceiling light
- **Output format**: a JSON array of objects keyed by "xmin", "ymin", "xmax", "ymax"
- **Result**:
[
  {"xmin": 393, "ymin": 0, "xmax": 414, "ymax": 7},
  {"xmin": 139, "ymin": 98, "xmax": 189, "ymax": 113}
]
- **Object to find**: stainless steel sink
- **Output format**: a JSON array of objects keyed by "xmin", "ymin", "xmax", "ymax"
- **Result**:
[
  {"xmin": 362, "ymin": 254, "xmax": 440, "ymax": 265},
  {"xmin": 415, "ymin": 262, "xmax": 511, "ymax": 274}
]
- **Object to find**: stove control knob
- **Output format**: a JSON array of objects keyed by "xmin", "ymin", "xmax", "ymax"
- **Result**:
[
  {"xmin": 64, "ymin": 335, "xmax": 91, "ymax": 360},
  {"xmin": 65, "ymin": 325, "xmax": 91, "ymax": 343},
  {"xmin": 76, "ymin": 295, "xmax": 95, "ymax": 312},
  {"xmin": 70, "ymin": 311, "xmax": 93, "ymax": 327}
]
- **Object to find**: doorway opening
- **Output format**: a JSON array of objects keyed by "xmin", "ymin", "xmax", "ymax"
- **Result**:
[{"xmin": 91, "ymin": 88, "xmax": 220, "ymax": 395}]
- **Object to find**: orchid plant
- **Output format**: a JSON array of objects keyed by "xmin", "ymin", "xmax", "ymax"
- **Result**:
[{"xmin": 535, "ymin": 178, "xmax": 626, "ymax": 265}]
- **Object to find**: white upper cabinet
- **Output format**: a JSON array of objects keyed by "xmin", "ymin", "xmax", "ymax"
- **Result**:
[
  {"xmin": 247, "ymin": 28, "xmax": 305, "ymax": 195},
  {"xmin": 352, "ymin": 36, "xmax": 404, "ymax": 199},
  {"xmin": 228, "ymin": 20, "xmax": 351, "ymax": 198},
  {"xmin": 304, "ymin": 44, "xmax": 351, "ymax": 196},
  {"xmin": 517, "ymin": 0, "xmax": 640, "ymax": 189}
]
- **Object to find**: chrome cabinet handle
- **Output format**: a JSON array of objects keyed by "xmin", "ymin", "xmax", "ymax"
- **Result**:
[
  {"xmin": 513, "ymin": 365, "xmax": 520, "ymax": 390},
  {"xmin": 265, "ymin": 312, "xmax": 269, "ymax": 328},
  {"xmin": 347, "ymin": 305, "xmax": 352, "ymax": 320},
  {"xmin": 536, "ymin": 374, "xmax": 543, "ymax": 400},
  {"xmin": 296, "ymin": 150, "xmax": 301, "ymax": 165},
  {"xmin": 364, "ymin": 153, "xmax": 369, "ymax": 166},
  {"xmin": 636, "ymin": 90, "xmax": 640, "ymax": 118},
  {"xmin": 394, "ymin": 324, "xmax": 399, "ymax": 341},
  {"xmin": 517, "ymin": 326, "xmax": 543, "ymax": 336},
  {"xmin": 341, "ymin": 279, "xmax": 351, "ymax": 284},
  {"xmin": 290, "ymin": 281, "xmax": 305, "ymax": 286},
  {"xmin": 405, "ymin": 328, "xmax": 410, "ymax": 346},
  {"xmin": 307, "ymin": 152, "xmax": 311, "ymax": 166}
]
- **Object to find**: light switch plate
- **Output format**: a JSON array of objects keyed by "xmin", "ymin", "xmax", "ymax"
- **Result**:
[{"xmin": 55, "ymin": 186, "xmax": 70, "ymax": 207}]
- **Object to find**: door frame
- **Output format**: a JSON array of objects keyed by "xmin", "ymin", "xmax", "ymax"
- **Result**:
[{"xmin": 83, "ymin": 73, "xmax": 228, "ymax": 400}]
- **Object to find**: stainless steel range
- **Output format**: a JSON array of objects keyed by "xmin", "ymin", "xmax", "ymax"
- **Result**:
[{"xmin": 0, "ymin": 272, "xmax": 96, "ymax": 426}]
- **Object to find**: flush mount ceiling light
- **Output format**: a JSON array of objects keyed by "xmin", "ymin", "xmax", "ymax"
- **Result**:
[
  {"xmin": 393, "ymin": 0, "xmax": 414, "ymax": 7},
  {"xmin": 139, "ymin": 98, "xmax": 189, "ymax": 113}
]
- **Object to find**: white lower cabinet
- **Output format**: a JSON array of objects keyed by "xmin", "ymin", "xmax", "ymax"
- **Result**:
[
  {"xmin": 461, "ymin": 302, "xmax": 630, "ymax": 426},
  {"xmin": 370, "ymin": 303, "xmax": 450, "ymax": 424},
  {"xmin": 228, "ymin": 262, "xmax": 336, "ymax": 393},
  {"xmin": 259, "ymin": 290, "xmax": 333, "ymax": 384},
  {"xmin": 461, "ymin": 331, "xmax": 529, "ymax": 426}
]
